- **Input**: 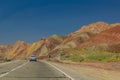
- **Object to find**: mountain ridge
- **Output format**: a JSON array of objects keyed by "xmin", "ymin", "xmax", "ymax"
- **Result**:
[{"xmin": 0, "ymin": 22, "xmax": 120, "ymax": 62}]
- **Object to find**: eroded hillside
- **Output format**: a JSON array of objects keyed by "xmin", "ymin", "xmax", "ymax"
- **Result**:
[
  {"xmin": 78, "ymin": 25, "xmax": 120, "ymax": 52},
  {"xmin": 0, "ymin": 22, "xmax": 120, "ymax": 62}
]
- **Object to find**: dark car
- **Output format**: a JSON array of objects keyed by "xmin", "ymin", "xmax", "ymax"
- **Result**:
[{"xmin": 29, "ymin": 55, "xmax": 37, "ymax": 61}]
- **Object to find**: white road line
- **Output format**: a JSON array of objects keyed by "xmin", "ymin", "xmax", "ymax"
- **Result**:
[
  {"xmin": 44, "ymin": 61, "xmax": 75, "ymax": 80},
  {"xmin": 0, "ymin": 61, "xmax": 29, "ymax": 78},
  {"xmin": 0, "ymin": 60, "xmax": 20, "ymax": 66}
]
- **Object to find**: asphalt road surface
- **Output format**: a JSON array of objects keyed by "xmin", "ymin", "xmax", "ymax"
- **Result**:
[{"xmin": 0, "ymin": 60, "xmax": 70, "ymax": 80}]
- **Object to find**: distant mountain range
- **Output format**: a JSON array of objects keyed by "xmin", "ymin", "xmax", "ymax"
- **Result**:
[{"xmin": 0, "ymin": 22, "xmax": 120, "ymax": 62}]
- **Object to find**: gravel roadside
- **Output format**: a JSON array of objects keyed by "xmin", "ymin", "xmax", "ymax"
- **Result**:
[
  {"xmin": 47, "ymin": 61, "xmax": 120, "ymax": 80},
  {"xmin": 45, "ymin": 61, "xmax": 97, "ymax": 80}
]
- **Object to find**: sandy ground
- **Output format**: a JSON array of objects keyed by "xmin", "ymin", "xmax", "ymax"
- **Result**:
[{"xmin": 51, "ymin": 60, "xmax": 120, "ymax": 80}]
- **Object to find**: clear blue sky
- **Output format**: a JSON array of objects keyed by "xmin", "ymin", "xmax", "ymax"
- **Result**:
[{"xmin": 0, "ymin": 0, "xmax": 120, "ymax": 44}]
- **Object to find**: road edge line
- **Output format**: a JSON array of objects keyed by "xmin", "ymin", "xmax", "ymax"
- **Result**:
[
  {"xmin": 0, "ymin": 61, "xmax": 29, "ymax": 78},
  {"xmin": 44, "ymin": 61, "xmax": 75, "ymax": 80},
  {"xmin": 0, "ymin": 60, "xmax": 20, "ymax": 66}
]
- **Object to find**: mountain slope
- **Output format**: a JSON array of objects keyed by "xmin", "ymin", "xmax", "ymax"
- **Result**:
[
  {"xmin": 57, "ymin": 22, "xmax": 112, "ymax": 49},
  {"xmin": 0, "ymin": 22, "xmax": 120, "ymax": 61},
  {"xmin": 49, "ymin": 22, "xmax": 118, "ymax": 57},
  {"xmin": 5, "ymin": 41, "xmax": 30, "ymax": 59},
  {"xmin": 26, "ymin": 37, "xmax": 63, "ymax": 58},
  {"xmin": 78, "ymin": 25, "xmax": 120, "ymax": 52},
  {"xmin": 3, "ymin": 35, "xmax": 64, "ymax": 59}
]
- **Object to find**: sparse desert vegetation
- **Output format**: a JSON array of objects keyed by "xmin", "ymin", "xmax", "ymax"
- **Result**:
[{"xmin": 60, "ymin": 49, "xmax": 120, "ymax": 62}]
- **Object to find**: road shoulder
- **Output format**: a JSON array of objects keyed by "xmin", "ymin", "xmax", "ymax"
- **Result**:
[
  {"xmin": 43, "ymin": 60, "xmax": 97, "ymax": 80},
  {"xmin": 44, "ymin": 60, "xmax": 120, "ymax": 80}
]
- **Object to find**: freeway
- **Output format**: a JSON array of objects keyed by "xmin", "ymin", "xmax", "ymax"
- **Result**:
[{"xmin": 0, "ymin": 60, "xmax": 70, "ymax": 80}]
